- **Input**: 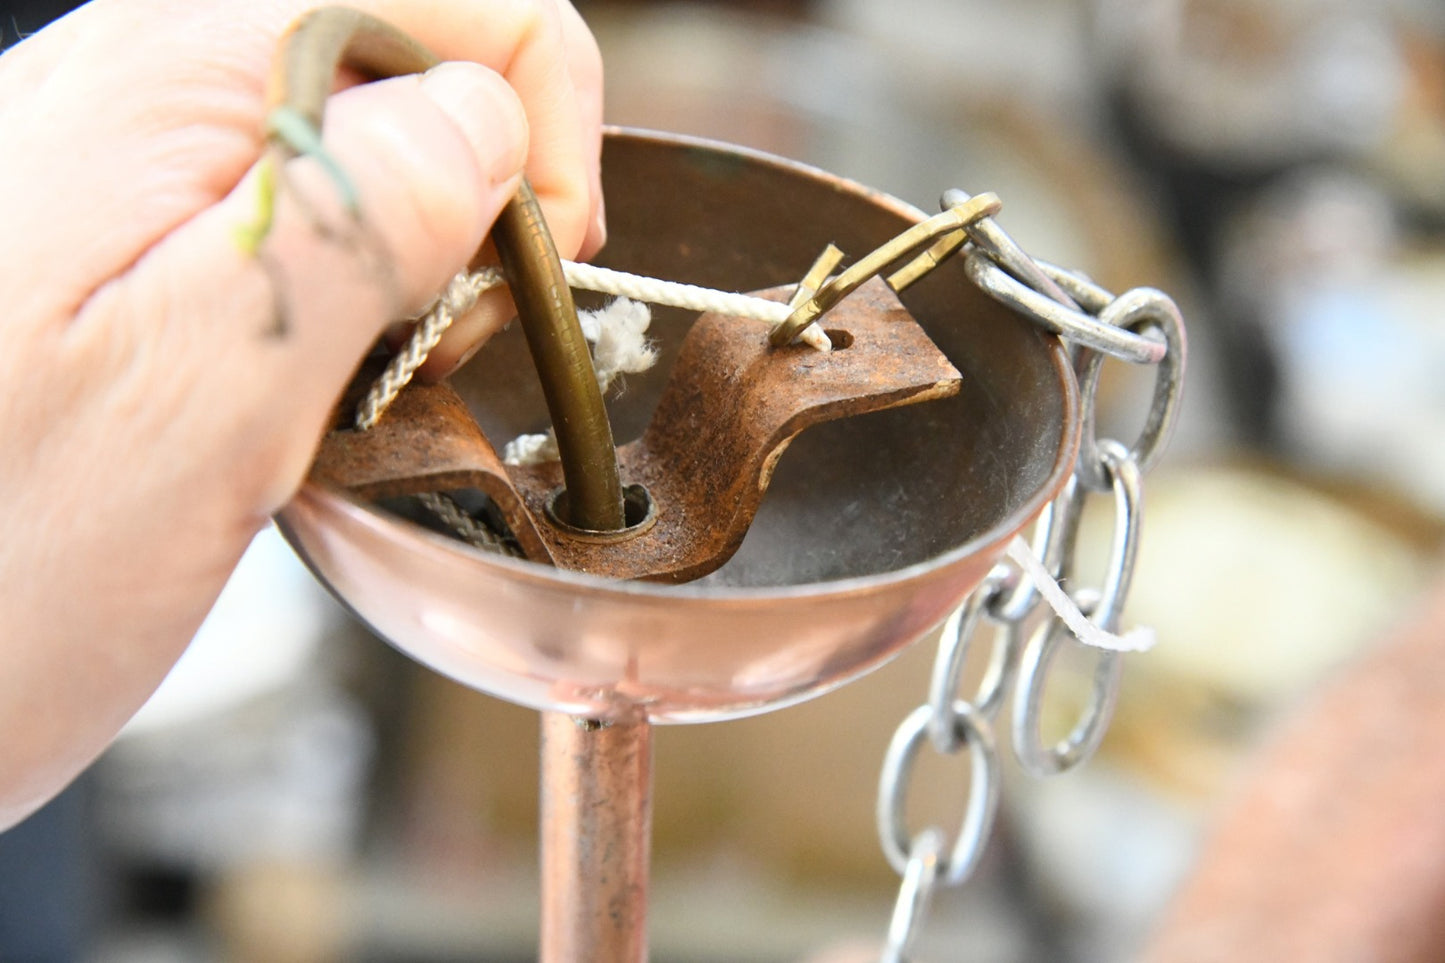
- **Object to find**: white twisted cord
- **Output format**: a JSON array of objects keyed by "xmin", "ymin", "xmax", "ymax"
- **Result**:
[
  {"xmin": 354, "ymin": 268, "xmax": 506, "ymax": 430},
  {"xmin": 562, "ymin": 261, "xmax": 791, "ymax": 324},
  {"xmin": 567, "ymin": 261, "xmax": 830, "ymax": 350},
  {"xmin": 1005, "ymin": 536, "xmax": 1156, "ymax": 653},
  {"xmin": 415, "ymin": 492, "xmax": 520, "ymax": 556},
  {"xmin": 357, "ymin": 261, "xmax": 830, "ymax": 429}
]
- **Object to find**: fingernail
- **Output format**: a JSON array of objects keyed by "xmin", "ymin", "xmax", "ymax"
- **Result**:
[{"xmin": 422, "ymin": 62, "xmax": 529, "ymax": 188}]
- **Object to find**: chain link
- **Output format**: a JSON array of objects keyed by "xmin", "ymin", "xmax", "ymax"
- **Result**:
[
  {"xmin": 1012, "ymin": 588, "xmax": 1123, "ymax": 778},
  {"xmin": 963, "ymin": 254, "xmax": 1168, "ymax": 365},
  {"xmin": 1073, "ymin": 289, "xmax": 1187, "ymax": 490},
  {"xmin": 926, "ymin": 570, "xmax": 1017, "ymax": 746},
  {"xmin": 877, "ymin": 701, "xmax": 1001, "ymax": 886},
  {"xmin": 1011, "ymin": 441, "xmax": 1141, "ymax": 777},
  {"xmin": 869, "ymin": 189, "xmax": 1185, "ymax": 961},
  {"xmin": 881, "ymin": 829, "xmax": 945, "ymax": 963}
]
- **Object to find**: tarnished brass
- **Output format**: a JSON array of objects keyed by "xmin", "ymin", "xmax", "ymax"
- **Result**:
[
  {"xmin": 768, "ymin": 191, "xmax": 1002, "ymax": 346},
  {"xmin": 493, "ymin": 189, "xmax": 625, "ymax": 533},
  {"xmin": 268, "ymin": 7, "xmax": 438, "ymax": 146},
  {"xmin": 269, "ymin": 7, "xmax": 625, "ymax": 534},
  {"xmin": 888, "ymin": 229, "xmax": 968, "ymax": 292},
  {"xmin": 789, "ymin": 244, "xmax": 846, "ymax": 309}
]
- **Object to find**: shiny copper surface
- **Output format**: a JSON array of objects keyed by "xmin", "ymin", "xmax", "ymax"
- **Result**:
[
  {"xmin": 278, "ymin": 129, "xmax": 1081, "ymax": 723},
  {"xmin": 540, "ymin": 712, "xmax": 652, "ymax": 962}
]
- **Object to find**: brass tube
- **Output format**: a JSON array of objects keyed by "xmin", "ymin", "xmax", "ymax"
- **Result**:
[
  {"xmin": 270, "ymin": 8, "xmax": 625, "ymax": 533},
  {"xmin": 540, "ymin": 712, "xmax": 653, "ymax": 963},
  {"xmin": 268, "ymin": 7, "xmax": 439, "ymax": 125},
  {"xmin": 493, "ymin": 188, "xmax": 626, "ymax": 532},
  {"xmin": 274, "ymin": 17, "xmax": 642, "ymax": 962}
]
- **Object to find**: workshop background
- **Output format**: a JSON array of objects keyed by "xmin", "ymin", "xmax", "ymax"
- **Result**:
[{"xmin": 3, "ymin": 0, "xmax": 1444, "ymax": 960}]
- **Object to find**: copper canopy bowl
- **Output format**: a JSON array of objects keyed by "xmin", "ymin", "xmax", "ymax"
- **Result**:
[{"xmin": 277, "ymin": 129, "xmax": 1080, "ymax": 724}]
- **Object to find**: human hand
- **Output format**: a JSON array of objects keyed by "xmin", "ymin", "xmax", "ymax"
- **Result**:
[{"xmin": 0, "ymin": 0, "xmax": 602, "ymax": 826}]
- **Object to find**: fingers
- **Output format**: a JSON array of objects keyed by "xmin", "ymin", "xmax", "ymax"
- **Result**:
[
  {"xmin": 342, "ymin": 0, "xmax": 604, "ymax": 259},
  {"xmin": 0, "ymin": 0, "xmax": 604, "ymax": 335},
  {"xmin": 415, "ymin": 0, "xmax": 607, "ymax": 378},
  {"xmin": 72, "ymin": 63, "xmax": 530, "ymax": 515},
  {"xmin": 556, "ymin": 0, "xmax": 607, "ymax": 258},
  {"xmin": 0, "ymin": 0, "xmax": 605, "ymax": 832},
  {"xmin": 356, "ymin": 0, "xmax": 607, "ymax": 377},
  {"xmin": 415, "ymin": 286, "xmax": 520, "ymax": 379}
]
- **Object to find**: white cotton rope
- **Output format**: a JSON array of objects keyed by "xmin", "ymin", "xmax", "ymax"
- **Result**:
[
  {"xmin": 567, "ymin": 262, "xmax": 831, "ymax": 353},
  {"xmin": 504, "ymin": 297, "xmax": 661, "ymax": 466},
  {"xmin": 562, "ymin": 261, "xmax": 793, "ymax": 325},
  {"xmin": 1005, "ymin": 536, "xmax": 1156, "ymax": 653},
  {"xmin": 355, "ymin": 268, "xmax": 505, "ymax": 430},
  {"xmin": 501, "ymin": 430, "xmax": 559, "ymax": 466},
  {"xmin": 356, "ymin": 262, "xmax": 828, "ymax": 430},
  {"xmin": 577, "ymin": 296, "xmax": 659, "ymax": 393},
  {"xmin": 415, "ymin": 491, "xmax": 521, "ymax": 556}
]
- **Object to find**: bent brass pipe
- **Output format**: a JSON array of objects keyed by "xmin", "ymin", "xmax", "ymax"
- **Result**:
[{"xmin": 265, "ymin": 5, "xmax": 625, "ymax": 532}]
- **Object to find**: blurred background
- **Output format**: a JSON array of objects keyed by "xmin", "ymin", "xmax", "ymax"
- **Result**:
[{"xmin": 5, "ymin": 0, "xmax": 1445, "ymax": 959}]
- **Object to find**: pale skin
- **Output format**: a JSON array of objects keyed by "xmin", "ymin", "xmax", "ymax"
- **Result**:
[{"xmin": 0, "ymin": 0, "xmax": 604, "ymax": 829}]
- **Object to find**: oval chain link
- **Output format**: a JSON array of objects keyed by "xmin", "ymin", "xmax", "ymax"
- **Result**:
[
  {"xmin": 1012, "ymin": 441, "xmax": 1141, "ymax": 776},
  {"xmin": 876, "ymin": 702, "xmax": 1001, "ymax": 886},
  {"xmin": 1011, "ymin": 589, "xmax": 1122, "ymax": 778},
  {"xmin": 869, "ymin": 187, "xmax": 1183, "ymax": 960},
  {"xmin": 880, "ymin": 829, "xmax": 945, "ymax": 963},
  {"xmin": 1073, "ymin": 289, "xmax": 1187, "ymax": 490},
  {"xmin": 963, "ymin": 254, "xmax": 1168, "ymax": 365},
  {"xmin": 926, "ymin": 568, "xmax": 1017, "ymax": 749}
]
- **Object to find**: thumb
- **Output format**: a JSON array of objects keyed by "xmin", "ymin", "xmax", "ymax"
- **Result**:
[
  {"xmin": 79, "ymin": 61, "xmax": 530, "ymax": 517},
  {"xmin": 0, "ymin": 62, "xmax": 532, "ymax": 831},
  {"xmin": 251, "ymin": 60, "xmax": 531, "ymax": 368}
]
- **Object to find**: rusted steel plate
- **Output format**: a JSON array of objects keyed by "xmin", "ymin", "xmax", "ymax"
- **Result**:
[
  {"xmin": 309, "ymin": 364, "xmax": 555, "ymax": 562},
  {"xmin": 311, "ymin": 276, "xmax": 960, "ymax": 582}
]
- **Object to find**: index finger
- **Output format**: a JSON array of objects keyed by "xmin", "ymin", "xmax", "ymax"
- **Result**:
[
  {"xmin": 257, "ymin": 0, "xmax": 604, "ymax": 378},
  {"xmin": 342, "ymin": 0, "xmax": 601, "ymax": 259}
]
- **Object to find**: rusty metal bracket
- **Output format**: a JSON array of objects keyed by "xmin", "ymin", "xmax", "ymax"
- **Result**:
[{"xmin": 311, "ymin": 276, "xmax": 961, "ymax": 582}]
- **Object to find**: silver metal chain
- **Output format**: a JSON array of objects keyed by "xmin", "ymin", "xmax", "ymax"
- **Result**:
[{"xmin": 873, "ymin": 190, "xmax": 1187, "ymax": 962}]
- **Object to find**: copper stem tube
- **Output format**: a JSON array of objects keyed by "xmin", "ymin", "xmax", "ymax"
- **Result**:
[{"xmin": 540, "ymin": 711, "xmax": 653, "ymax": 962}]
